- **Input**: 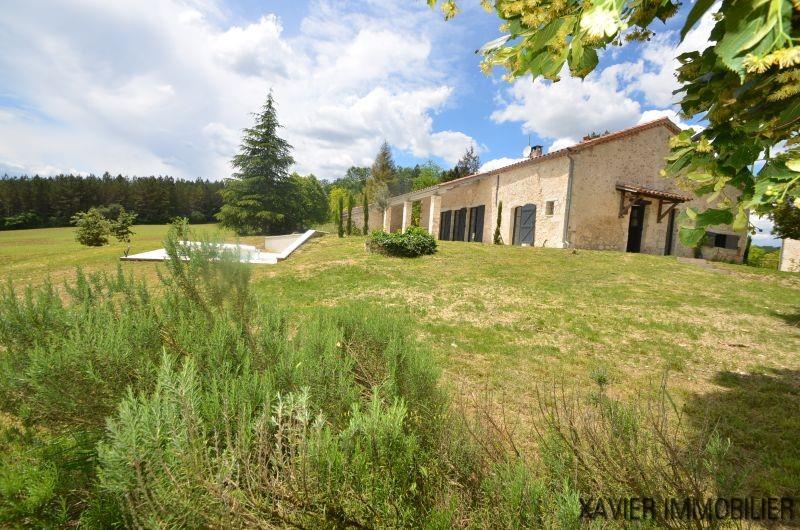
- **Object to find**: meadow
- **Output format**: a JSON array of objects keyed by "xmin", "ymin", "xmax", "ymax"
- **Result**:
[{"xmin": 2, "ymin": 223, "xmax": 800, "ymax": 524}]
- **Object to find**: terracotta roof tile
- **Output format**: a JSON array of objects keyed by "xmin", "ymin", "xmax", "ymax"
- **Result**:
[{"xmin": 438, "ymin": 117, "xmax": 681, "ymax": 189}]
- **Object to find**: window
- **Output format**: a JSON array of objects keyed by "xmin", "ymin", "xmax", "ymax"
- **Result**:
[
  {"xmin": 704, "ymin": 232, "xmax": 739, "ymax": 250},
  {"xmin": 544, "ymin": 200, "xmax": 555, "ymax": 216}
]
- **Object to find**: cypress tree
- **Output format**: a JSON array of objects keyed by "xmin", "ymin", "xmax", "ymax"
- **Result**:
[
  {"xmin": 337, "ymin": 195, "xmax": 344, "ymax": 238},
  {"xmin": 217, "ymin": 93, "xmax": 294, "ymax": 235},
  {"xmin": 362, "ymin": 191, "xmax": 369, "ymax": 234},
  {"xmin": 346, "ymin": 193, "xmax": 353, "ymax": 235},
  {"xmin": 494, "ymin": 201, "xmax": 503, "ymax": 244}
]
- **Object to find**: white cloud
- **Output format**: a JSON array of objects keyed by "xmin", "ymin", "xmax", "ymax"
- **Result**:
[
  {"xmin": 490, "ymin": 6, "xmax": 718, "ymax": 153},
  {"xmin": 637, "ymin": 109, "xmax": 692, "ymax": 129},
  {"xmin": 0, "ymin": 0, "xmax": 475, "ymax": 179},
  {"xmin": 479, "ymin": 157, "xmax": 524, "ymax": 172},
  {"xmin": 549, "ymin": 137, "xmax": 578, "ymax": 151},
  {"xmin": 491, "ymin": 65, "xmax": 642, "ymax": 151},
  {"xmin": 627, "ymin": 9, "xmax": 717, "ymax": 107},
  {"xmin": 750, "ymin": 214, "xmax": 780, "ymax": 246}
]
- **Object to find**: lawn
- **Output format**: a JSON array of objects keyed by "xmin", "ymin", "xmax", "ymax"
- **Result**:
[{"xmin": 2, "ymin": 223, "xmax": 800, "ymax": 495}]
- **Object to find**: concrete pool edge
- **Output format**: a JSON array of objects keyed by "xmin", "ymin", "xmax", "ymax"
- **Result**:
[{"xmin": 120, "ymin": 229, "xmax": 323, "ymax": 265}]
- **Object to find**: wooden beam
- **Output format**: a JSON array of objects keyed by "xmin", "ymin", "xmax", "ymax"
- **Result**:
[
  {"xmin": 657, "ymin": 199, "xmax": 679, "ymax": 223},
  {"xmin": 618, "ymin": 190, "xmax": 641, "ymax": 218}
]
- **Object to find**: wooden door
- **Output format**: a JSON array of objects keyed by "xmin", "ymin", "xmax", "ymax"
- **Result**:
[
  {"xmin": 626, "ymin": 204, "xmax": 645, "ymax": 253},
  {"xmin": 468, "ymin": 205, "xmax": 485, "ymax": 242},
  {"xmin": 513, "ymin": 204, "xmax": 536, "ymax": 245},
  {"xmin": 439, "ymin": 211, "xmax": 451, "ymax": 240},
  {"xmin": 453, "ymin": 208, "xmax": 467, "ymax": 241}
]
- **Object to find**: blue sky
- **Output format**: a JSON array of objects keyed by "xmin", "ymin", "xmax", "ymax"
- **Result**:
[{"xmin": 0, "ymin": 0, "xmax": 779, "ymax": 243}]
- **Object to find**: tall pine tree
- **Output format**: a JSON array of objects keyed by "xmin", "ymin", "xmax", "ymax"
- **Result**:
[
  {"xmin": 370, "ymin": 141, "xmax": 396, "ymax": 187},
  {"xmin": 366, "ymin": 141, "xmax": 396, "ymax": 207},
  {"xmin": 217, "ymin": 93, "xmax": 294, "ymax": 235},
  {"xmin": 442, "ymin": 146, "xmax": 481, "ymax": 182}
]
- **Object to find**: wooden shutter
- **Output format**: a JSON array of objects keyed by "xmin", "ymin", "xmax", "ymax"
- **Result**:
[
  {"xmin": 473, "ymin": 205, "xmax": 485, "ymax": 243},
  {"xmin": 439, "ymin": 211, "xmax": 451, "ymax": 240},
  {"xmin": 518, "ymin": 204, "xmax": 536, "ymax": 245},
  {"xmin": 454, "ymin": 208, "xmax": 467, "ymax": 241}
]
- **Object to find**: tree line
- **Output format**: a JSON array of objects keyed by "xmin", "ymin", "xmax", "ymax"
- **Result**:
[
  {"xmin": 0, "ymin": 173, "xmax": 224, "ymax": 230},
  {"xmin": 1, "ymin": 93, "xmax": 483, "ymax": 236}
]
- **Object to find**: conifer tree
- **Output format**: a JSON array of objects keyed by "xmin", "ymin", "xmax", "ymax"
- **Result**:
[
  {"xmin": 362, "ymin": 191, "xmax": 369, "ymax": 235},
  {"xmin": 337, "ymin": 195, "xmax": 345, "ymax": 238},
  {"xmin": 458, "ymin": 146, "xmax": 481, "ymax": 175},
  {"xmin": 370, "ymin": 141, "xmax": 396, "ymax": 188},
  {"xmin": 442, "ymin": 146, "xmax": 481, "ymax": 182},
  {"xmin": 217, "ymin": 93, "xmax": 294, "ymax": 235},
  {"xmin": 493, "ymin": 201, "xmax": 503, "ymax": 244},
  {"xmin": 346, "ymin": 193, "xmax": 353, "ymax": 235}
]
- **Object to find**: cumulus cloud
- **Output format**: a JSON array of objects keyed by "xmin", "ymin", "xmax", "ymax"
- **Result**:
[
  {"xmin": 490, "ymin": 65, "xmax": 642, "ymax": 152},
  {"xmin": 637, "ymin": 109, "xmax": 692, "ymax": 129},
  {"xmin": 0, "ymin": 0, "xmax": 476, "ymax": 179},
  {"xmin": 490, "ymin": 7, "xmax": 717, "ymax": 152},
  {"xmin": 479, "ymin": 157, "xmax": 525, "ymax": 172},
  {"xmin": 627, "ymin": 9, "xmax": 717, "ymax": 107},
  {"xmin": 751, "ymin": 215, "xmax": 781, "ymax": 246}
]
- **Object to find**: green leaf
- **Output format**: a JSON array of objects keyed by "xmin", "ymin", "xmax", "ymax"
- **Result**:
[
  {"xmin": 695, "ymin": 207, "xmax": 734, "ymax": 227},
  {"xmin": 679, "ymin": 226, "xmax": 707, "ymax": 247},
  {"xmin": 732, "ymin": 205, "xmax": 749, "ymax": 232},
  {"xmin": 681, "ymin": 0, "xmax": 716, "ymax": 40},
  {"xmin": 715, "ymin": 0, "xmax": 776, "ymax": 74},
  {"xmin": 525, "ymin": 16, "xmax": 576, "ymax": 53},
  {"xmin": 685, "ymin": 207, "xmax": 698, "ymax": 220},
  {"xmin": 568, "ymin": 40, "xmax": 598, "ymax": 77},
  {"xmin": 686, "ymin": 171, "xmax": 714, "ymax": 183}
]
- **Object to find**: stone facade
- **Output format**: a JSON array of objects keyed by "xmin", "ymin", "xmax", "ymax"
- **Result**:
[
  {"xmin": 565, "ymin": 124, "xmax": 745, "ymax": 261},
  {"xmin": 350, "ymin": 118, "xmax": 746, "ymax": 262},
  {"xmin": 349, "ymin": 203, "xmax": 383, "ymax": 233},
  {"xmin": 780, "ymin": 238, "xmax": 800, "ymax": 272}
]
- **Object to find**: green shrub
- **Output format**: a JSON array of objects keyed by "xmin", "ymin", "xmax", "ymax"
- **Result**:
[
  {"xmin": 70, "ymin": 208, "xmax": 112, "ymax": 246},
  {"xmin": 2, "ymin": 211, "xmax": 43, "ymax": 230},
  {"xmin": 747, "ymin": 245, "xmax": 780, "ymax": 269},
  {"xmin": 109, "ymin": 207, "xmax": 137, "ymax": 243},
  {"xmin": 368, "ymin": 226, "xmax": 437, "ymax": 257},
  {"xmin": 188, "ymin": 210, "xmax": 207, "ymax": 224},
  {"xmin": 70, "ymin": 207, "xmax": 138, "ymax": 246}
]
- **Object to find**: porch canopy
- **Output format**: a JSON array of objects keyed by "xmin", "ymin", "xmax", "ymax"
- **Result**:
[{"xmin": 616, "ymin": 182, "xmax": 691, "ymax": 222}]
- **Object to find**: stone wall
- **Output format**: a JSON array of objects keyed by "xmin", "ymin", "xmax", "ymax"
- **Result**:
[
  {"xmin": 567, "ymin": 125, "xmax": 745, "ymax": 262},
  {"xmin": 349, "ymin": 204, "xmax": 384, "ymax": 233},
  {"xmin": 780, "ymin": 238, "xmax": 800, "ymax": 272},
  {"xmin": 494, "ymin": 157, "xmax": 571, "ymax": 247},
  {"xmin": 439, "ymin": 177, "xmax": 495, "ymax": 242}
]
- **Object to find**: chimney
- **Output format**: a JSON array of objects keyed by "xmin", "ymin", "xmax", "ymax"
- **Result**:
[{"xmin": 530, "ymin": 145, "xmax": 542, "ymax": 158}]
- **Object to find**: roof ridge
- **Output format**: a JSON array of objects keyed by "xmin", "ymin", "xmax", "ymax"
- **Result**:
[{"xmin": 437, "ymin": 117, "xmax": 681, "ymax": 188}]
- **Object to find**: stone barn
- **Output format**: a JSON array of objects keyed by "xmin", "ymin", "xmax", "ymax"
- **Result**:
[{"xmin": 350, "ymin": 118, "xmax": 746, "ymax": 262}]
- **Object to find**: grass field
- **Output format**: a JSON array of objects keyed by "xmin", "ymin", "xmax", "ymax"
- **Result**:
[{"xmin": 2, "ymin": 223, "xmax": 800, "ymax": 495}]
